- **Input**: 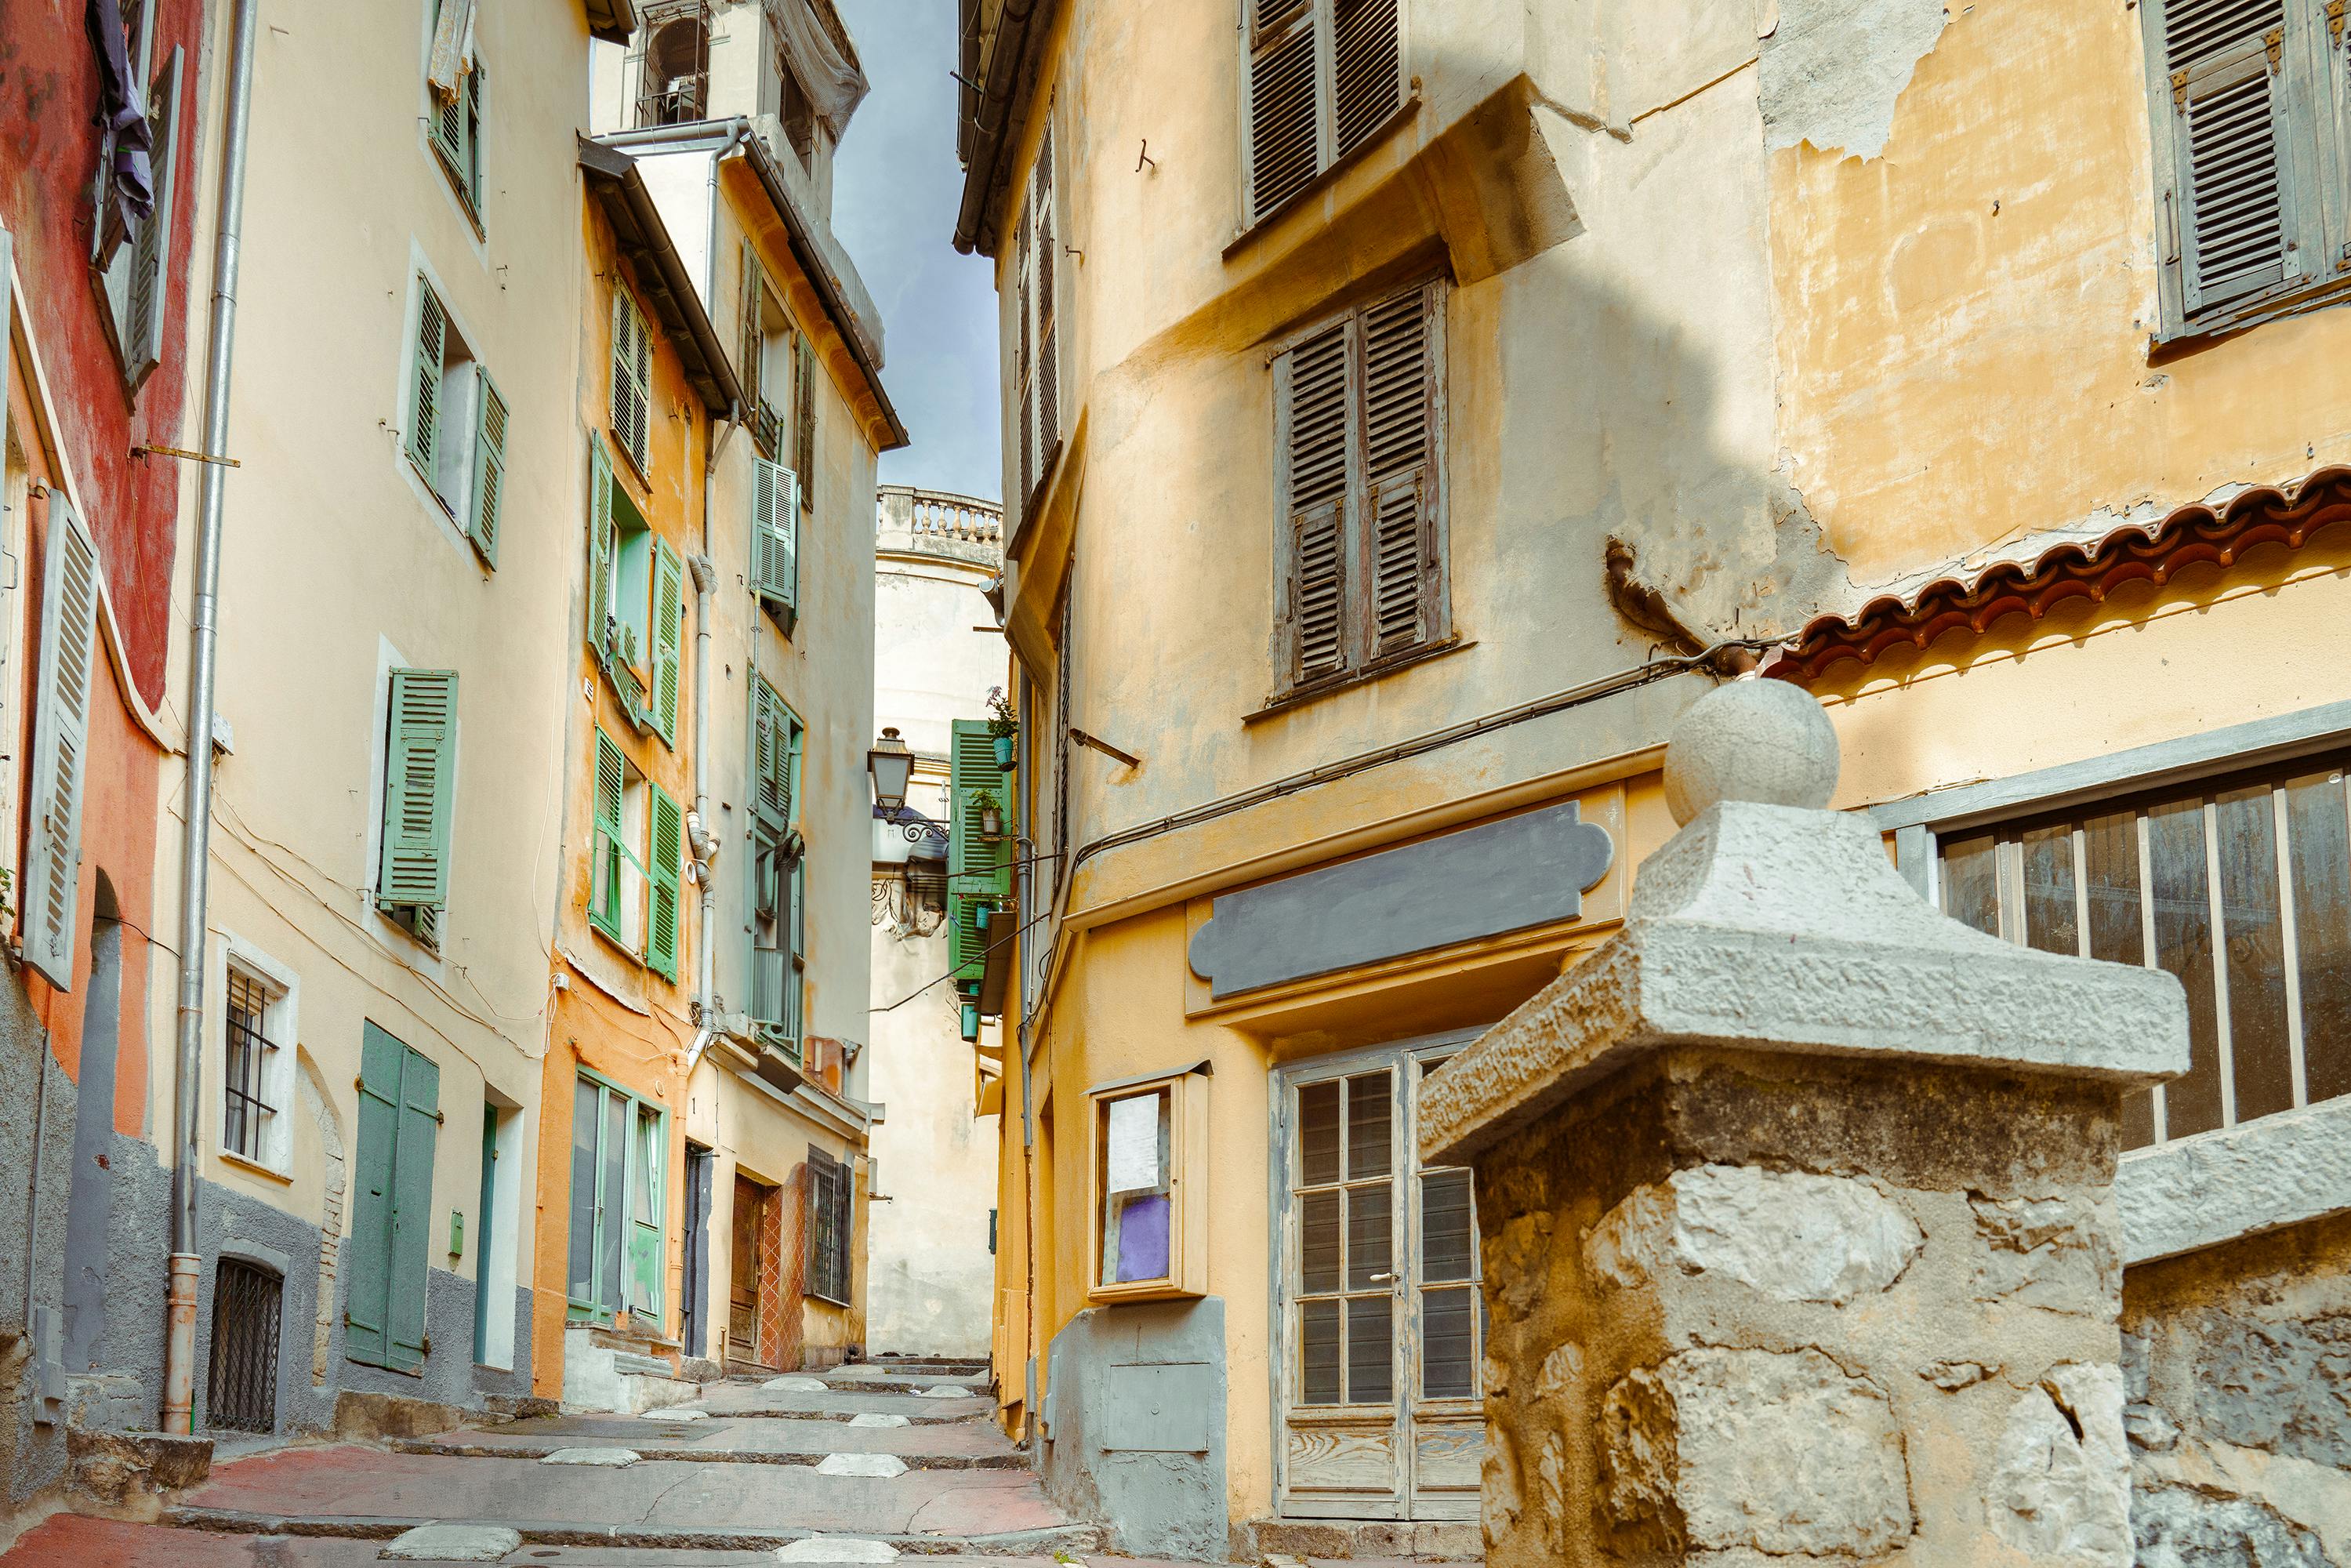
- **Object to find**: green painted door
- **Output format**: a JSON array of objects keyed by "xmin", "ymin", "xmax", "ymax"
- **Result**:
[{"xmin": 346, "ymin": 1022, "xmax": 441, "ymax": 1372}]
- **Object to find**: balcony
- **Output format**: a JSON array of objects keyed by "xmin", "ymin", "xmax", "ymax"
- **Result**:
[
  {"xmin": 875, "ymin": 485, "xmax": 1003, "ymax": 568},
  {"xmin": 630, "ymin": 0, "xmax": 711, "ymax": 129}
]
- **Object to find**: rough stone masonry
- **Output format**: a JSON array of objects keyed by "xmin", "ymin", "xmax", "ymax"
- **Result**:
[{"xmin": 1420, "ymin": 678, "xmax": 2190, "ymax": 1567}]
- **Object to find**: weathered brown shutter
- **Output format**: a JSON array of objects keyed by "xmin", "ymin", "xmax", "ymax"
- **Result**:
[
  {"xmin": 1035, "ymin": 125, "xmax": 1058, "ymax": 466},
  {"xmin": 1015, "ymin": 183, "xmax": 1036, "ymax": 510},
  {"xmin": 1282, "ymin": 322, "xmax": 1351, "ymax": 684},
  {"xmin": 2160, "ymin": 0, "xmax": 2298, "ymax": 313},
  {"xmin": 1359, "ymin": 285, "xmax": 1436, "ymax": 655},
  {"xmin": 1332, "ymin": 0, "xmax": 1401, "ymax": 157},
  {"xmin": 1249, "ymin": 2, "xmax": 1320, "ymax": 220}
]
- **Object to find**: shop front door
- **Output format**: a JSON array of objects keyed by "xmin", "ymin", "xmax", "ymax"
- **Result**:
[
  {"xmin": 729, "ymin": 1174, "xmax": 767, "ymax": 1367},
  {"xmin": 1275, "ymin": 1037, "xmax": 1486, "ymax": 1522}
]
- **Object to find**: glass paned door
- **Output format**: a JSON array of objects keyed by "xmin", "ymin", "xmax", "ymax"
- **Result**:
[
  {"xmin": 567, "ymin": 1074, "xmax": 666, "ymax": 1325},
  {"xmin": 1278, "ymin": 1039, "xmax": 1486, "ymax": 1522}
]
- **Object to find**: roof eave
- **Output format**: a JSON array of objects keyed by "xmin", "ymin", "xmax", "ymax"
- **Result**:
[{"xmin": 578, "ymin": 134, "xmax": 743, "ymax": 417}]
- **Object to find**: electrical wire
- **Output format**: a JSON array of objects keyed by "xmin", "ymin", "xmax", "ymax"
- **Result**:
[{"xmin": 869, "ymin": 898, "xmax": 1056, "ymax": 1014}]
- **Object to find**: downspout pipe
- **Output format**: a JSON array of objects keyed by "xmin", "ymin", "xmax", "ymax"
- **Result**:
[{"xmin": 164, "ymin": 0, "xmax": 261, "ymax": 1435}]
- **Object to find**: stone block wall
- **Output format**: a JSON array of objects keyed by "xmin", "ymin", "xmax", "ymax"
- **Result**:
[
  {"xmin": 2121, "ymin": 1210, "xmax": 2351, "ymax": 1564},
  {"xmin": 1478, "ymin": 1047, "xmax": 2136, "ymax": 1566}
]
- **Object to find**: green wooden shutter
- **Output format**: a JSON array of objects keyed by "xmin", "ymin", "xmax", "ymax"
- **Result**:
[
  {"xmin": 648, "ymin": 783, "xmax": 683, "ymax": 982},
  {"xmin": 587, "ymin": 441, "xmax": 615, "ymax": 654},
  {"xmin": 752, "ymin": 456, "xmax": 799, "ymax": 613},
  {"xmin": 624, "ymin": 1105, "xmax": 663, "ymax": 1317},
  {"xmin": 469, "ymin": 367, "xmax": 506, "ymax": 567},
  {"xmin": 2157, "ymin": 0, "xmax": 2301, "ymax": 314},
  {"xmin": 20, "ymin": 498, "xmax": 99, "ymax": 990},
  {"xmin": 387, "ymin": 1043, "xmax": 441, "ymax": 1372},
  {"xmin": 590, "ymin": 728, "xmax": 625, "ymax": 943},
  {"xmin": 751, "ymin": 677, "xmax": 791, "ymax": 832},
  {"xmin": 611, "ymin": 290, "xmax": 650, "ymax": 473},
  {"xmin": 785, "ymin": 710, "xmax": 804, "ymax": 828},
  {"xmin": 947, "ymin": 719, "xmax": 1010, "ymax": 984},
  {"xmin": 378, "ymin": 669, "xmax": 459, "ymax": 912},
  {"xmin": 123, "ymin": 47, "xmax": 183, "ymax": 389},
  {"xmin": 345, "ymin": 1023, "xmax": 405, "ymax": 1368},
  {"xmin": 651, "ymin": 539, "xmax": 684, "ymax": 746},
  {"xmin": 787, "ymin": 857, "xmax": 807, "ymax": 1048},
  {"xmin": 407, "ymin": 283, "xmax": 447, "ymax": 480},
  {"xmin": 1278, "ymin": 319, "xmax": 1351, "ymax": 686},
  {"xmin": 738, "ymin": 240, "xmax": 764, "ymax": 423}
]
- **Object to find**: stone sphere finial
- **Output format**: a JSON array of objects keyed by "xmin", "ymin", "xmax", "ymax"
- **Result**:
[{"xmin": 1663, "ymin": 678, "xmax": 1841, "ymax": 826}]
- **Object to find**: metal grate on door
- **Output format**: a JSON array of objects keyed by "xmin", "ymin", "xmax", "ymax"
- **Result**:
[{"xmin": 206, "ymin": 1257, "xmax": 282, "ymax": 1432}]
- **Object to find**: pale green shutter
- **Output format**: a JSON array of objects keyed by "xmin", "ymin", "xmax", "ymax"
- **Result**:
[
  {"xmin": 590, "ymin": 729, "xmax": 625, "ymax": 944},
  {"xmin": 387, "ymin": 1043, "xmax": 441, "ymax": 1373},
  {"xmin": 787, "ymin": 857, "xmax": 807, "ymax": 1047},
  {"xmin": 624, "ymin": 1105, "xmax": 663, "ymax": 1316},
  {"xmin": 2153, "ymin": 0, "xmax": 2302, "ymax": 316},
  {"xmin": 785, "ymin": 711, "xmax": 804, "ymax": 828},
  {"xmin": 378, "ymin": 669, "xmax": 459, "ymax": 912},
  {"xmin": 407, "ymin": 284, "xmax": 446, "ymax": 480},
  {"xmin": 750, "ymin": 677, "xmax": 789, "ymax": 833},
  {"xmin": 648, "ymin": 783, "xmax": 682, "ymax": 982},
  {"xmin": 469, "ymin": 368, "xmax": 506, "ymax": 567},
  {"xmin": 611, "ymin": 291, "xmax": 651, "ymax": 473},
  {"xmin": 587, "ymin": 441, "xmax": 615, "ymax": 655},
  {"xmin": 22, "ymin": 499, "xmax": 98, "ymax": 989},
  {"xmin": 345, "ymin": 1023, "xmax": 404, "ymax": 1368},
  {"xmin": 738, "ymin": 240, "xmax": 764, "ymax": 425},
  {"xmin": 947, "ymin": 719, "xmax": 1010, "ymax": 984},
  {"xmin": 123, "ymin": 47, "xmax": 183, "ymax": 390},
  {"xmin": 752, "ymin": 456, "xmax": 799, "ymax": 613},
  {"xmin": 651, "ymin": 539, "xmax": 684, "ymax": 746}
]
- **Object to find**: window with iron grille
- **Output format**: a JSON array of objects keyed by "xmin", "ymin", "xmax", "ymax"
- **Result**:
[
  {"xmin": 222, "ymin": 968, "xmax": 281, "ymax": 1165},
  {"xmin": 1936, "ymin": 751, "xmax": 2351, "ymax": 1150},
  {"xmin": 206, "ymin": 1257, "xmax": 282, "ymax": 1433},
  {"xmin": 804, "ymin": 1148, "xmax": 852, "ymax": 1306}
]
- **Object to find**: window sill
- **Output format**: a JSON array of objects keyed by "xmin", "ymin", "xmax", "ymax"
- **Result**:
[
  {"xmin": 2117, "ymin": 1093, "xmax": 2351, "ymax": 1266},
  {"xmin": 1244, "ymin": 637, "xmax": 1474, "ymax": 724},
  {"xmin": 1223, "ymin": 93, "xmax": 1422, "ymax": 265},
  {"xmin": 2147, "ymin": 267, "xmax": 2351, "ymax": 365},
  {"xmin": 217, "ymin": 1147, "xmax": 292, "ymax": 1185},
  {"xmin": 589, "ymin": 918, "xmax": 647, "ymax": 970}
]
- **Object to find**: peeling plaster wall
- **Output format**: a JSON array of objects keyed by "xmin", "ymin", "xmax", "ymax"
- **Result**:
[{"xmin": 1759, "ymin": 0, "xmax": 1947, "ymax": 158}]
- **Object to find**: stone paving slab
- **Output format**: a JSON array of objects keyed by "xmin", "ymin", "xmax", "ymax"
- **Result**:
[
  {"xmin": 397, "ymin": 1411, "xmax": 1018, "ymax": 1462},
  {"xmin": 696, "ymin": 1383, "xmax": 991, "ymax": 1421},
  {"xmin": 184, "ymin": 1445, "xmax": 1072, "ymax": 1537}
]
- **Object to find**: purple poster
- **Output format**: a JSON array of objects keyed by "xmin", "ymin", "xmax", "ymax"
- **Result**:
[{"xmin": 1116, "ymin": 1193, "xmax": 1171, "ymax": 1283}]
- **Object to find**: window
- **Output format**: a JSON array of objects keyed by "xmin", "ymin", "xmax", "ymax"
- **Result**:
[
  {"xmin": 20, "ymin": 495, "xmax": 98, "ymax": 989},
  {"xmin": 775, "ymin": 48, "xmax": 818, "ymax": 170},
  {"xmin": 738, "ymin": 245, "xmax": 792, "ymax": 459},
  {"xmin": 611, "ymin": 288, "xmax": 653, "ymax": 477},
  {"xmin": 589, "ymin": 728, "xmax": 684, "ymax": 980},
  {"xmin": 633, "ymin": 0, "xmax": 710, "ymax": 128},
  {"xmin": 805, "ymin": 1148, "xmax": 852, "ymax": 1306},
  {"xmin": 222, "ymin": 967, "xmax": 285, "ymax": 1167},
  {"xmin": 1010, "ymin": 123, "xmax": 1058, "ymax": 517},
  {"xmin": 793, "ymin": 334, "xmax": 818, "ymax": 519},
  {"xmin": 1270, "ymin": 278, "xmax": 1446, "ymax": 699},
  {"xmin": 567, "ymin": 1073, "xmax": 665, "ymax": 1323},
  {"xmin": 404, "ymin": 278, "xmax": 506, "ymax": 565},
  {"xmin": 1087, "ymin": 1067, "xmax": 1210, "ymax": 1302},
  {"xmin": 749, "ymin": 677, "xmax": 805, "ymax": 1054},
  {"xmin": 1243, "ymin": 0, "xmax": 1403, "ymax": 225},
  {"xmin": 426, "ymin": 0, "xmax": 485, "ymax": 225},
  {"xmin": 93, "ymin": 45, "xmax": 183, "ymax": 395},
  {"xmin": 2142, "ymin": 0, "xmax": 2351, "ymax": 335},
  {"xmin": 947, "ymin": 719, "xmax": 1010, "ymax": 996},
  {"xmin": 586, "ymin": 442, "xmax": 685, "ymax": 742},
  {"xmin": 376, "ymin": 667, "xmax": 459, "ymax": 949},
  {"xmin": 752, "ymin": 456, "xmax": 800, "ymax": 629},
  {"xmin": 1937, "ymin": 753, "xmax": 2351, "ymax": 1150}
]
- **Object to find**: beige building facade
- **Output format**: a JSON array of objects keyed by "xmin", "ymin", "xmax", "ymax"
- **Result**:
[{"xmin": 954, "ymin": 0, "xmax": 2351, "ymax": 1559}]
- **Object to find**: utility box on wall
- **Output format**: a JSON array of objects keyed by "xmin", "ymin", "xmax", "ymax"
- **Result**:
[{"xmin": 1087, "ymin": 1064, "xmax": 1210, "ymax": 1304}]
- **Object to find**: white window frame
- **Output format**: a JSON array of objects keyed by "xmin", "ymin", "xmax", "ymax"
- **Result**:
[
  {"xmin": 397, "ymin": 255, "xmax": 491, "ymax": 563},
  {"xmin": 213, "ymin": 933, "xmax": 299, "ymax": 1179}
]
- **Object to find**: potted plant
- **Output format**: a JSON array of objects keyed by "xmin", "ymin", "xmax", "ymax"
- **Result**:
[
  {"xmin": 987, "ymin": 688, "xmax": 1019, "ymax": 770},
  {"xmin": 971, "ymin": 787, "xmax": 1002, "ymax": 837}
]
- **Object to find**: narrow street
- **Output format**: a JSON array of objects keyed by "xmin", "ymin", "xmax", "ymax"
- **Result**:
[{"xmin": 0, "ymin": 1361, "xmax": 1137, "ymax": 1565}]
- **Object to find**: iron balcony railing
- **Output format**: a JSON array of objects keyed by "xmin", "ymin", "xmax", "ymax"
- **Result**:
[{"xmin": 590, "ymin": 824, "xmax": 652, "ymax": 956}]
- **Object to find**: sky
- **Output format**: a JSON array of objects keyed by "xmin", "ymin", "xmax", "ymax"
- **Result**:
[{"xmin": 830, "ymin": 1, "xmax": 1003, "ymax": 502}]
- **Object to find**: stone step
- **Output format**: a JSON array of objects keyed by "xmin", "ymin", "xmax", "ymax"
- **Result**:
[
  {"xmin": 388, "ymin": 1437, "xmax": 1023, "ymax": 1470},
  {"xmin": 695, "ymin": 1383, "xmax": 991, "ymax": 1421},
  {"xmin": 393, "ymin": 1410, "xmax": 1021, "ymax": 1465},
  {"xmin": 163, "ymin": 1506, "xmax": 1106, "ymax": 1559}
]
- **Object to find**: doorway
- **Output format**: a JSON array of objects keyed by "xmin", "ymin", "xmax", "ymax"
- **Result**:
[
  {"xmin": 1274, "ymin": 1036, "xmax": 1487, "ymax": 1522},
  {"xmin": 728, "ymin": 1174, "xmax": 775, "ymax": 1370},
  {"xmin": 62, "ymin": 884, "xmax": 124, "ymax": 1373}
]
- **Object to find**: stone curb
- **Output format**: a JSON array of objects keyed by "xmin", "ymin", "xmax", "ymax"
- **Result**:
[
  {"xmin": 813, "ymin": 1377, "xmax": 992, "ymax": 1396},
  {"xmin": 384, "ymin": 1436, "xmax": 1026, "ymax": 1469},
  {"xmin": 716, "ymin": 1403, "xmax": 987, "ymax": 1422},
  {"xmin": 162, "ymin": 1506, "xmax": 1105, "ymax": 1557}
]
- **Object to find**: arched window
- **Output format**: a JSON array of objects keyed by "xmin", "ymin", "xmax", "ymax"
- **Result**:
[{"xmin": 634, "ymin": 2, "xmax": 710, "ymax": 128}]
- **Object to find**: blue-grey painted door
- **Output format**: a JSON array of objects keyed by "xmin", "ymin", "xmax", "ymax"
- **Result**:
[{"xmin": 346, "ymin": 1022, "xmax": 439, "ymax": 1372}]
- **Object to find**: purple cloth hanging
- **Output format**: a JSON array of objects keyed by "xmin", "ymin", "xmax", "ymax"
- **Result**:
[{"xmin": 85, "ymin": 0, "xmax": 155, "ymax": 239}]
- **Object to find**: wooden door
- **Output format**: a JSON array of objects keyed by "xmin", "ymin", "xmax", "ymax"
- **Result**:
[
  {"xmin": 728, "ymin": 1175, "xmax": 763, "ymax": 1363},
  {"xmin": 1275, "ymin": 1039, "xmax": 1486, "ymax": 1522}
]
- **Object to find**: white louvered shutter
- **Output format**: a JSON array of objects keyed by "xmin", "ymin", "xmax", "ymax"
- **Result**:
[
  {"xmin": 1279, "ymin": 321, "xmax": 1351, "ymax": 686},
  {"xmin": 2161, "ymin": 0, "xmax": 2301, "ymax": 313},
  {"xmin": 20, "ymin": 500, "xmax": 100, "ymax": 989},
  {"xmin": 752, "ymin": 456, "xmax": 799, "ymax": 612}
]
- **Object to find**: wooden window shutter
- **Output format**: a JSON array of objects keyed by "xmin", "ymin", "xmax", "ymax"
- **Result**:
[
  {"xmin": 795, "ymin": 336, "xmax": 818, "ymax": 514},
  {"xmin": 407, "ymin": 283, "xmax": 447, "ymax": 481},
  {"xmin": 1276, "ymin": 321, "xmax": 1351, "ymax": 686},
  {"xmin": 738, "ymin": 241, "xmax": 764, "ymax": 424},
  {"xmin": 1360, "ymin": 284, "xmax": 1439, "ymax": 656},
  {"xmin": 20, "ymin": 498, "xmax": 100, "ymax": 990},
  {"xmin": 1332, "ymin": 0, "xmax": 1402, "ymax": 158},
  {"xmin": 947, "ymin": 719, "xmax": 1010, "ymax": 983},
  {"xmin": 611, "ymin": 290, "xmax": 651, "ymax": 473},
  {"xmin": 751, "ymin": 677, "xmax": 790, "ymax": 832},
  {"xmin": 123, "ymin": 46, "xmax": 183, "ymax": 390},
  {"xmin": 2159, "ymin": 0, "xmax": 2300, "ymax": 313},
  {"xmin": 1015, "ymin": 186, "xmax": 1036, "ymax": 510},
  {"xmin": 785, "ymin": 710, "xmax": 804, "ymax": 827},
  {"xmin": 346, "ymin": 1023, "xmax": 405, "ymax": 1369},
  {"xmin": 378, "ymin": 668, "xmax": 459, "ymax": 913},
  {"xmin": 648, "ymin": 782, "xmax": 683, "ymax": 981},
  {"xmin": 590, "ymin": 728, "xmax": 626, "ymax": 945},
  {"xmin": 651, "ymin": 538, "xmax": 684, "ymax": 746},
  {"xmin": 587, "ymin": 441, "xmax": 615, "ymax": 655},
  {"xmin": 751, "ymin": 456, "xmax": 800, "ymax": 613},
  {"xmin": 387, "ymin": 1040, "xmax": 440, "ymax": 1371},
  {"xmin": 1035, "ymin": 125, "xmax": 1058, "ymax": 471},
  {"xmin": 468, "ymin": 366, "xmax": 506, "ymax": 567},
  {"xmin": 1248, "ymin": 0, "xmax": 1321, "ymax": 220},
  {"xmin": 460, "ymin": 67, "xmax": 484, "ymax": 214}
]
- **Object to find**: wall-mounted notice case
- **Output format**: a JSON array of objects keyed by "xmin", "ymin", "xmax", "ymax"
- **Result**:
[{"xmin": 1087, "ymin": 1062, "xmax": 1210, "ymax": 1304}]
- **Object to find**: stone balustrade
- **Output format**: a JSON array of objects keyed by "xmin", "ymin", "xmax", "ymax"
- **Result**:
[{"xmin": 875, "ymin": 485, "xmax": 1003, "ymax": 554}]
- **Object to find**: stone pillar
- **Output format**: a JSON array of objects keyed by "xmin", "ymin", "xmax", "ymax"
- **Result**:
[{"xmin": 1420, "ymin": 681, "xmax": 2189, "ymax": 1568}]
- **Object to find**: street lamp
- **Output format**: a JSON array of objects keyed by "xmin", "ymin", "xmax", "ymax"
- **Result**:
[{"xmin": 866, "ymin": 728, "xmax": 914, "ymax": 813}]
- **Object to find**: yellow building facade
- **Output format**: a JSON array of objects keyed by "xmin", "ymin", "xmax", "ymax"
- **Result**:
[{"xmin": 958, "ymin": 0, "xmax": 2351, "ymax": 1558}]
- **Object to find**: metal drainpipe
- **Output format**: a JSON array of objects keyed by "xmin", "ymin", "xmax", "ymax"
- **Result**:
[{"xmin": 163, "ymin": 0, "xmax": 261, "ymax": 1436}]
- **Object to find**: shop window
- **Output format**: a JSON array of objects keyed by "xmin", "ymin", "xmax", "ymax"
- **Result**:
[{"xmin": 1087, "ymin": 1066, "xmax": 1210, "ymax": 1303}]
